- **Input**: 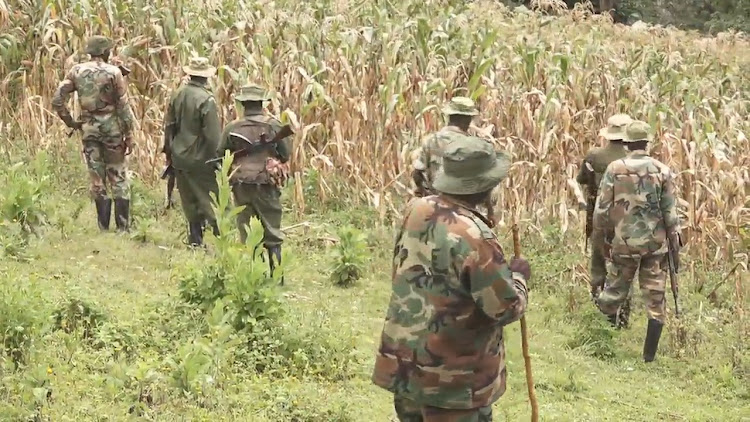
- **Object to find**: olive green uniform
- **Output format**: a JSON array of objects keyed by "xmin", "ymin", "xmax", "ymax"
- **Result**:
[
  {"xmin": 217, "ymin": 110, "xmax": 290, "ymax": 246},
  {"xmin": 163, "ymin": 79, "xmax": 221, "ymax": 242},
  {"xmin": 577, "ymin": 142, "xmax": 628, "ymax": 287}
]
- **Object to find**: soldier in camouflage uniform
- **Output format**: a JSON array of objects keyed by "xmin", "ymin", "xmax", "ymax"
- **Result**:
[
  {"xmin": 373, "ymin": 136, "xmax": 531, "ymax": 422},
  {"xmin": 411, "ymin": 97, "xmax": 497, "ymax": 226},
  {"xmin": 593, "ymin": 121, "xmax": 683, "ymax": 362},
  {"xmin": 162, "ymin": 57, "xmax": 221, "ymax": 247},
  {"xmin": 577, "ymin": 114, "xmax": 631, "ymax": 323},
  {"xmin": 216, "ymin": 85, "xmax": 291, "ymax": 282},
  {"xmin": 52, "ymin": 35, "xmax": 136, "ymax": 232}
]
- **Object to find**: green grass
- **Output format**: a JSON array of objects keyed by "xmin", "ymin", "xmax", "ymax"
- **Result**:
[{"xmin": 0, "ymin": 171, "xmax": 747, "ymax": 421}]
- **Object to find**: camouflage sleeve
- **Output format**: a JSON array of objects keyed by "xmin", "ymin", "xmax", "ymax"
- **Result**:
[
  {"xmin": 660, "ymin": 168, "xmax": 681, "ymax": 237},
  {"xmin": 113, "ymin": 69, "xmax": 135, "ymax": 139},
  {"xmin": 269, "ymin": 118, "xmax": 291, "ymax": 163},
  {"xmin": 200, "ymin": 96, "xmax": 222, "ymax": 156},
  {"xmin": 592, "ymin": 167, "xmax": 615, "ymax": 237},
  {"xmin": 51, "ymin": 68, "xmax": 77, "ymax": 126},
  {"xmin": 467, "ymin": 238, "xmax": 528, "ymax": 326}
]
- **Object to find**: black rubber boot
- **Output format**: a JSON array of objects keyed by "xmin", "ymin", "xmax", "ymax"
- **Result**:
[
  {"xmin": 114, "ymin": 198, "xmax": 130, "ymax": 232},
  {"xmin": 606, "ymin": 313, "xmax": 618, "ymax": 327},
  {"xmin": 188, "ymin": 222, "xmax": 204, "ymax": 247},
  {"xmin": 643, "ymin": 318, "xmax": 664, "ymax": 363},
  {"xmin": 95, "ymin": 198, "xmax": 112, "ymax": 231},
  {"xmin": 267, "ymin": 246, "xmax": 284, "ymax": 285}
]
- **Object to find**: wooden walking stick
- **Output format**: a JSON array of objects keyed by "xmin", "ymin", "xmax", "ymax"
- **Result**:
[{"xmin": 512, "ymin": 223, "xmax": 539, "ymax": 422}]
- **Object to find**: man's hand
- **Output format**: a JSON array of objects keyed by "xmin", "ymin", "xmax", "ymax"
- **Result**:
[
  {"xmin": 124, "ymin": 136, "xmax": 133, "ymax": 155},
  {"xmin": 62, "ymin": 115, "xmax": 83, "ymax": 131},
  {"xmin": 590, "ymin": 283, "xmax": 602, "ymax": 300},
  {"xmin": 509, "ymin": 257, "xmax": 532, "ymax": 282}
]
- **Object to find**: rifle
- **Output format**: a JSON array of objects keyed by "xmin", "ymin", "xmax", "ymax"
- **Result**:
[
  {"xmin": 161, "ymin": 162, "xmax": 176, "ymax": 209},
  {"xmin": 666, "ymin": 235, "xmax": 680, "ymax": 318},
  {"xmin": 206, "ymin": 124, "xmax": 294, "ymax": 165}
]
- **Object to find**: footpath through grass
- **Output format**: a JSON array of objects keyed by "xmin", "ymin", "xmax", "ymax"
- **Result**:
[{"xmin": 0, "ymin": 172, "xmax": 747, "ymax": 421}]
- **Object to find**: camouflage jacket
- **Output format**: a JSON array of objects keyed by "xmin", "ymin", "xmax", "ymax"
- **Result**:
[
  {"xmin": 593, "ymin": 150, "xmax": 681, "ymax": 257},
  {"xmin": 51, "ymin": 58, "xmax": 135, "ymax": 144},
  {"xmin": 372, "ymin": 195, "xmax": 528, "ymax": 409},
  {"xmin": 163, "ymin": 80, "xmax": 221, "ymax": 171},
  {"xmin": 411, "ymin": 125, "xmax": 468, "ymax": 195}
]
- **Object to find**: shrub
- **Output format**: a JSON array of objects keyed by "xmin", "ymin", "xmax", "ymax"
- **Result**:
[
  {"xmin": 329, "ymin": 225, "xmax": 368, "ymax": 287},
  {"xmin": 0, "ymin": 278, "xmax": 45, "ymax": 366}
]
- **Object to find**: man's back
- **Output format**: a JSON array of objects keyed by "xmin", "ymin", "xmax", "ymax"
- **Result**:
[
  {"xmin": 577, "ymin": 142, "xmax": 628, "ymax": 192},
  {"xmin": 411, "ymin": 126, "xmax": 467, "ymax": 191},
  {"xmin": 373, "ymin": 195, "xmax": 526, "ymax": 409},
  {"xmin": 595, "ymin": 151, "xmax": 678, "ymax": 256},
  {"xmin": 167, "ymin": 81, "xmax": 220, "ymax": 170}
]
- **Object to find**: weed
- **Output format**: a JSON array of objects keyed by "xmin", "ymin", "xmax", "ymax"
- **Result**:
[
  {"xmin": 0, "ymin": 278, "xmax": 45, "ymax": 366},
  {"xmin": 51, "ymin": 298, "xmax": 105, "ymax": 340},
  {"xmin": 567, "ymin": 306, "xmax": 619, "ymax": 360},
  {"xmin": 329, "ymin": 225, "xmax": 368, "ymax": 287}
]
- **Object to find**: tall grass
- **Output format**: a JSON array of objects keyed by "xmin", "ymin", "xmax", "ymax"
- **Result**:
[{"xmin": 0, "ymin": 0, "xmax": 747, "ymax": 261}]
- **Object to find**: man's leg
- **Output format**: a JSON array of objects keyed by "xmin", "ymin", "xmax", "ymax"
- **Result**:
[
  {"xmin": 251, "ymin": 185, "xmax": 285, "ymax": 284},
  {"xmin": 82, "ymin": 141, "xmax": 111, "ymax": 231},
  {"xmin": 639, "ymin": 254, "xmax": 668, "ymax": 362},
  {"xmin": 393, "ymin": 395, "xmax": 423, "ymax": 422},
  {"xmin": 596, "ymin": 254, "xmax": 639, "ymax": 328},
  {"xmin": 194, "ymin": 168, "xmax": 220, "ymax": 237},
  {"xmin": 231, "ymin": 184, "xmax": 258, "ymax": 244},
  {"xmin": 422, "ymin": 404, "xmax": 493, "ymax": 422},
  {"xmin": 102, "ymin": 142, "xmax": 130, "ymax": 232},
  {"xmin": 175, "ymin": 170, "xmax": 204, "ymax": 246}
]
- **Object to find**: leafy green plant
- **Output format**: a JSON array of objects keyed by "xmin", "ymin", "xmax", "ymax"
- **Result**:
[
  {"xmin": 566, "ymin": 306, "xmax": 619, "ymax": 360},
  {"xmin": 178, "ymin": 151, "xmax": 284, "ymax": 331},
  {"xmin": 0, "ymin": 152, "xmax": 51, "ymax": 235},
  {"xmin": 0, "ymin": 278, "xmax": 45, "ymax": 366},
  {"xmin": 329, "ymin": 225, "xmax": 368, "ymax": 287}
]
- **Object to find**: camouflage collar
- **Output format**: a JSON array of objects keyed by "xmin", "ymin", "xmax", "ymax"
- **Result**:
[{"xmin": 437, "ymin": 194, "xmax": 494, "ymax": 227}]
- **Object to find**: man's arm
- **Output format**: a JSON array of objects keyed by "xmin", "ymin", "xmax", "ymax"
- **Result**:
[
  {"xmin": 660, "ymin": 168, "xmax": 681, "ymax": 237},
  {"xmin": 268, "ymin": 118, "xmax": 291, "ymax": 163},
  {"xmin": 112, "ymin": 69, "xmax": 135, "ymax": 145},
  {"xmin": 200, "ymin": 96, "xmax": 222, "ymax": 157},
  {"xmin": 592, "ymin": 166, "xmax": 616, "ymax": 245},
  {"xmin": 468, "ymin": 239, "xmax": 528, "ymax": 326},
  {"xmin": 162, "ymin": 96, "xmax": 176, "ymax": 159},
  {"xmin": 51, "ymin": 68, "xmax": 80, "ymax": 129}
]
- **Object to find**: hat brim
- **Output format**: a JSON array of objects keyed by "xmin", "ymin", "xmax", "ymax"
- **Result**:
[
  {"xmin": 235, "ymin": 95, "xmax": 270, "ymax": 102},
  {"xmin": 432, "ymin": 153, "xmax": 511, "ymax": 195},
  {"xmin": 442, "ymin": 106, "xmax": 479, "ymax": 116},
  {"xmin": 183, "ymin": 65, "xmax": 216, "ymax": 77},
  {"xmin": 599, "ymin": 126, "xmax": 626, "ymax": 140}
]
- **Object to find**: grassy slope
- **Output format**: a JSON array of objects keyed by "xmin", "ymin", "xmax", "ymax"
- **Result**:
[{"xmin": 1, "ymin": 179, "xmax": 747, "ymax": 421}]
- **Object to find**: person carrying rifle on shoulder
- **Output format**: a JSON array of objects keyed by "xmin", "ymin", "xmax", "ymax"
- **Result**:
[{"xmin": 215, "ymin": 84, "xmax": 292, "ymax": 284}]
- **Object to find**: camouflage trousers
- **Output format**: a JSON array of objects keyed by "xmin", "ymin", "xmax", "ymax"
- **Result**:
[
  {"xmin": 394, "ymin": 396, "xmax": 493, "ymax": 422},
  {"xmin": 597, "ymin": 253, "xmax": 668, "ymax": 323},
  {"xmin": 82, "ymin": 140, "xmax": 129, "ymax": 200}
]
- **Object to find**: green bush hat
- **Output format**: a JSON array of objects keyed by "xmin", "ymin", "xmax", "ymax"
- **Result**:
[
  {"xmin": 623, "ymin": 120, "xmax": 653, "ymax": 143},
  {"xmin": 183, "ymin": 57, "xmax": 216, "ymax": 78},
  {"xmin": 235, "ymin": 84, "xmax": 271, "ymax": 102},
  {"xmin": 598, "ymin": 113, "xmax": 633, "ymax": 140},
  {"xmin": 85, "ymin": 36, "xmax": 113, "ymax": 56},
  {"xmin": 432, "ymin": 135, "xmax": 511, "ymax": 195},
  {"xmin": 442, "ymin": 96, "xmax": 479, "ymax": 116}
]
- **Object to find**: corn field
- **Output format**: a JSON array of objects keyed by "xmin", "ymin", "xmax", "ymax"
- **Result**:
[{"xmin": 0, "ymin": 0, "xmax": 747, "ymax": 262}]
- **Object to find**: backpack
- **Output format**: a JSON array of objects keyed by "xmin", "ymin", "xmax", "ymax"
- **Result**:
[{"xmin": 228, "ymin": 116, "xmax": 285, "ymax": 186}]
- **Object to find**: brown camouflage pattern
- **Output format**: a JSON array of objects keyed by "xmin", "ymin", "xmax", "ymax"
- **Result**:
[
  {"xmin": 394, "ymin": 395, "xmax": 492, "ymax": 422},
  {"xmin": 372, "ymin": 195, "xmax": 528, "ymax": 410}
]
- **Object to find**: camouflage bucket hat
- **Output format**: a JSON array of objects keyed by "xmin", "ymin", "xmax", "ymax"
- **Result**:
[
  {"xmin": 85, "ymin": 36, "xmax": 113, "ymax": 56},
  {"xmin": 623, "ymin": 120, "xmax": 653, "ymax": 143},
  {"xmin": 183, "ymin": 57, "xmax": 216, "ymax": 78},
  {"xmin": 235, "ymin": 84, "xmax": 270, "ymax": 102},
  {"xmin": 432, "ymin": 136, "xmax": 510, "ymax": 195},
  {"xmin": 598, "ymin": 113, "xmax": 633, "ymax": 140},
  {"xmin": 442, "ymin": 97, "xmax": 479, "ymax": 116}
]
